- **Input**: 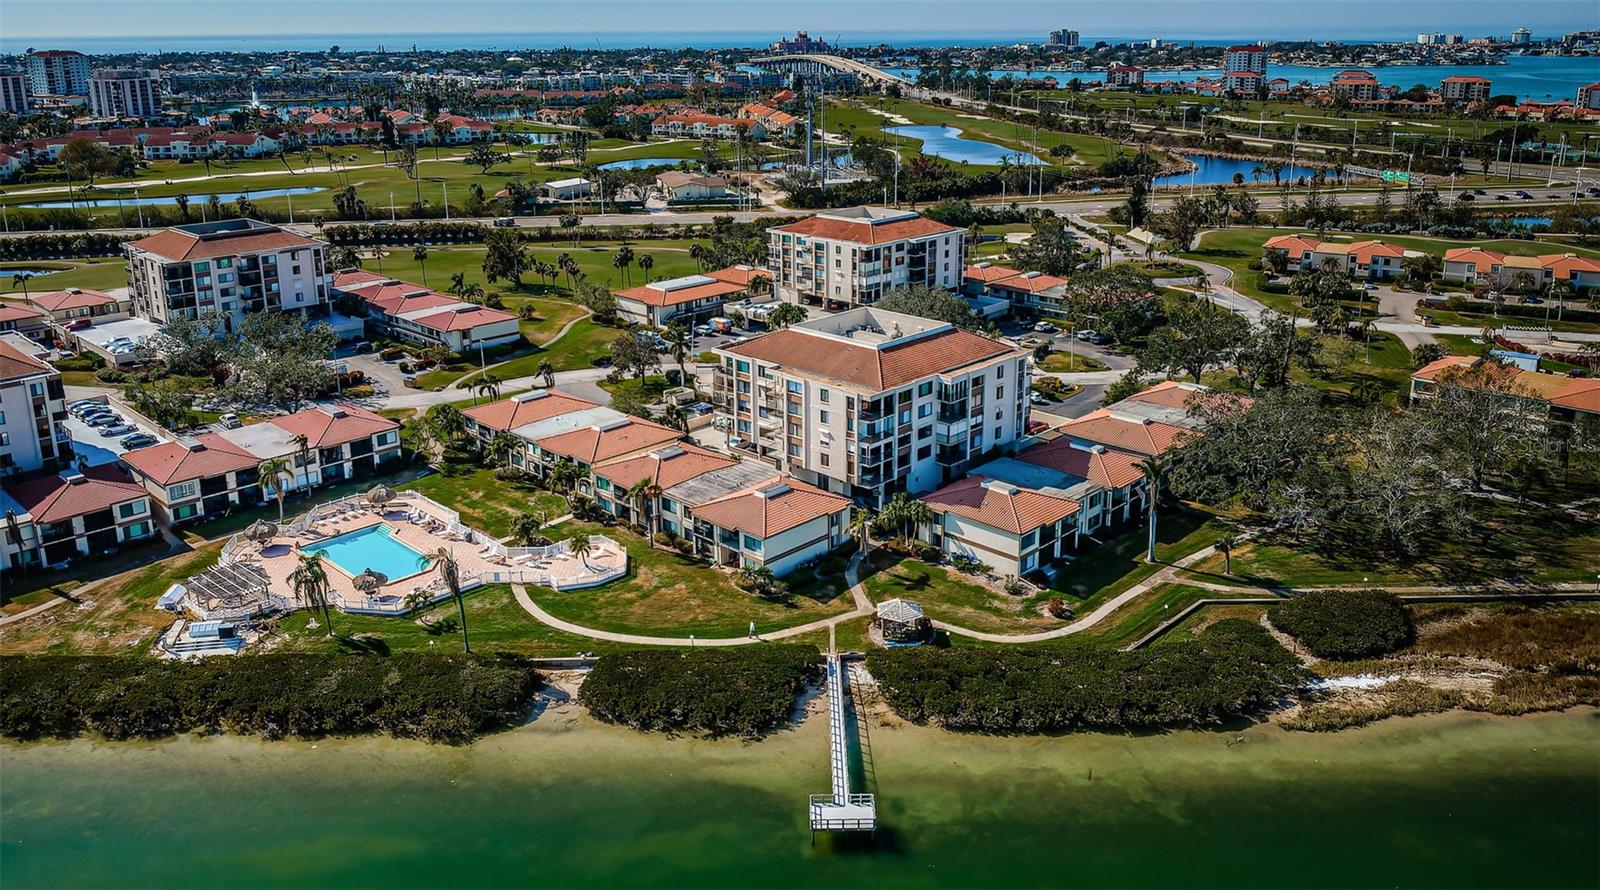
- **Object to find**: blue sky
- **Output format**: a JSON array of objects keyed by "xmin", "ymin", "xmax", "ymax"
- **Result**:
[{"xmin": 2, "ymin": 0, "xmax": 1593, "ymax": 42}]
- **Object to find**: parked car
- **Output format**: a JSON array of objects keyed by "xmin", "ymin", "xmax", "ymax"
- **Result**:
[
  {"xmin": 75, "ymin": 406, "xmax": 115, "ymax": 421},
  {"xmin": 1029, "ymin": 391, "xmax": 1048, "ymax": 405},
  {"xmin": 493, "ymin": 217, "xmax": 516, "ymax": 227},
  {"xmin": 67, "ymin": 398, "xmax": 101, "ymax": 412},
  {"xmin": 1025, "ymin": 419, "xmax": 1050, "ymax": 435},
  {"xmin": 119, "ymin": 433, "xmax": 158, "ymax": 449},
  {"xmin": 1520, "ymin": 295, "xmax": 1544, "ymax": 305},
  {"xmin": 353, "ymin": 340, "xmax": 373, "ymax": 354},
  {"xmin": 219, "ymin": 413, "xmax": 242, "ymax": 429},
  {"xmin": 83, "ymin": 413, "xmax": 123, "ymax": 428},
  {"xmin": 693, "ymin": 323, "xmax": 714, "ymax": 336},
  {"xmin": 1363, "ymin": 282, "xmax": 1378, "ymax": 291},
  {"xmin": 1085, "ymin": 332, "xmax": 1112, "ymax": 345},
  {"xmin": 592, "ymin": 356, "xmax": 613, "ymax": 368},
  {"xmin": 1032, "ymin": 321, "xmax": 1058, "ymax": 334},
  {"xmin": 100, "ymin": 423, "xmax": 137, "ymax": 437}
]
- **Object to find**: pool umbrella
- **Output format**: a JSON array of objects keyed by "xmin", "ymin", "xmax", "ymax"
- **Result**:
[
  {"xmin": 366, "ymin": 484, "xmax": 396, "ymax": 510},
  {"xmin": 246, "ymin": 519, "xmax": 279, "ymax": 542},
  {"xmin": 353, "ymin": 568, "xmax": 388, "ymax": 593}
]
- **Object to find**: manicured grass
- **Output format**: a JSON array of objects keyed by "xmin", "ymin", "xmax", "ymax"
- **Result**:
[
  {"xmin": 455, "ymin": 318, "xmax": 622, "ymax": 388},
  {"xmin": 861, "ymin": 551, "xmax": 1063, "ymax": 633},
  {"xmin": 521, "ymin": 522, "xmax": 856, "ymax": 638},
  {"xmin": 270, "ymin": 584, "xmax": 632, "ymax": 656},
  {"xmin": 1048, "ymin": 506, "xmax": 1233, "ymax": 610},
  {"xmin": 828, "ymin": 97, "xmax": 1126, "ymax": 169},
  {"xmin": 0, "ymin": 542, "xmax": 222, "ymax": 655},
  {"xmin": 1180, "ymin": 500, "xmax": 1600, "ymax": 588},
  {"xmin": 0, "ymin": 259, "xmax": 127, "ymax": 297},
  {"xmin": 1416, "ymin": 305, "xmax": 1600, "ymax": 335},
  {"xmin": 0, "ymin": 537, "xmax": 173, "ymax": 613},
  {"xmin": 1037, "ymin": 351, "xmax": 1108, "ymax": 372},
  {"xmin": 401, "ymin": 466, "xmax": 569, "ymax": 539}
]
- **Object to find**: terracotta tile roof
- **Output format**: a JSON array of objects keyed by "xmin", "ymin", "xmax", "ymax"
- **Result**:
[
  {"xmin": 1017, "ymin": 438, "xmax": 1145, "ymax": 489},
  {"xmin": 464, "ymin": 389, "xmax": 599, "ymax": 433},
  {"xmin": 127, "ymin": 224, "xmax": 320, "ymax": 262},
  {"xmin": 269, "ymin": 403, "xmax": 397, "ymax": 449},
  {"xmin": 1444, "ymin": 247, "xmax": 1506, "ymax": 266},
  {"xmin": 691, "ymin": 478, "xmax": 849, "ymax": 538},
  {"xmin": 923, "ymin": 475, "xmax": 1080, "ymax": 536},
  {"xmin": 1538, "ymin": 253, "xmax": 1600, "ymax": 279},
  {"xmin": 120, "ymin": 432, "xmax": 259, "ymax": 486},
  {"xmin": 1057, "ymin": 410, "xmax": 1191, "ymax": 457},
  {"xmin": 963, "ymin": 263, "xmax": 1024, "ymax": 284},
  {"xmin": 1264, "ymin": 234, "xmax": 1322, "ymax": 255},
  {"xmin": 723, "ymin": 328, "xmax": 1018, "ymax": 392},
  {"xmin": 0, "ymin": 338, "xmax": 53, "ymax": 381},
  {"xmin": 990, "ymin": 272, "xmax": 1069, "ymax": 294},
  {"xmin": 4, "ymin": 465, "xmax": 146, "ymax": 524},
  {"xmin": 705, "ymin": 265, "xmax": 770, "ymax": 288},
  {"xmin": 0, "ymin": 303, "xmax": 46, "ymax": 323},
  {"xmin": 27, "ymin": 289, "xmax": 119, "ymax": 312},
  {"xmin": 771, "ymin": 214, "xmax": 961, "ymax": 245},
  {"xmin": 1121, "ymin": 379, "xmax": 1255, "ymax": 415},
  {"xmin": 332, "ymin": 270, "xmax": 389, "ymax": 290},
  {"xmin": 593, "ymin": 443, "xmax": 737, "ymax": 491},
  {"xmin": 409, "ymin": 304, "xmax": 518, "ymax": 332},
  {"xmin": 614, "ymin": 277, "xmax": 746, "ymax": 308},
  {"xmin": 1346, "ymin": 240, "xmax": 1406, "ymax": 262},
  {"xmin": 1413, "ymin": 356, "xmax": 1600, "ymax": 414},
  {"xmin": 531, "ymin": 417, "xmax": 683, "ymax": 464}
]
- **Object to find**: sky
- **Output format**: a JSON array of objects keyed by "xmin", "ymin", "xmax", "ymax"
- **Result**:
[{"xmin": 1, "ymin": 0, "xmax": 1595, "ymax": 44}]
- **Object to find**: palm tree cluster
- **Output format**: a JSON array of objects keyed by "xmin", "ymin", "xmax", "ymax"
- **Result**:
[{"xmin": 875, "ymin": 492, "xmax": 932, "ymax": 550}]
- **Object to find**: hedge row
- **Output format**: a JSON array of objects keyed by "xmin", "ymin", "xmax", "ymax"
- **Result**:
[
  {"xmin": 0, "ymin": 232, "xmax": 128, "ymax": 260},
  {"xmin": 1269, "ymin": 589, "xmax": 1413, "ymax": 660},
  {"xmin": 0, "ymin": 654, "xmax": 543, "ymax": 743},
  {"xmin": 867, "ymin": 620, "xmax": 1307, "ymax": 732},
  {"xmin": 580, "ymin": 644, "xmax": 822, "ymax": 738}
]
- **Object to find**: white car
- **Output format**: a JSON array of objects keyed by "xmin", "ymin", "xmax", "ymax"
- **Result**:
[
  {"xmin": 100, "ymin": 423, "xmax": 137, "ymax": 437},
  {"xmin": 1033, "ymin": 322, "xmax": 1058, "ymax": 334}
]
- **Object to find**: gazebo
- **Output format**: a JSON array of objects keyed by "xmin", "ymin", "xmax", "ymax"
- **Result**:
[{"xmin": 875, "ymin": 598, "xmax": 930, "ymax": 646}]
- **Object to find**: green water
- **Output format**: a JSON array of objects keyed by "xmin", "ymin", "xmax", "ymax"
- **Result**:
[{"xmin": 2, "ymin": 708, "xmax": 1597, "ymax": 889}]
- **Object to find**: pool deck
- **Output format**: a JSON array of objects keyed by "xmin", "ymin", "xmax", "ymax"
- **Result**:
[{"xmin": 226, "ymin": 496, "xmax": 626, "ymax": 615}]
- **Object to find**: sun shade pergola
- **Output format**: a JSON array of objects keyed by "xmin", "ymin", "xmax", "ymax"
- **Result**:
[{"xmin": 183, "ymin": 563, "xmax": 274, "ymax": 619}]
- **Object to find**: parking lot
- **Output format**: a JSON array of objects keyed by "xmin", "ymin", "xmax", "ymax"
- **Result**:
[{"xmin": 64, "ymin": 397, "xmax": 170, "ymax": 466}]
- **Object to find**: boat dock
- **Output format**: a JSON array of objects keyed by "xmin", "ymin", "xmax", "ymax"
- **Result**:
[{"xmin": 808, "ymin": 653, "xmax": 876, "ymax": 840}]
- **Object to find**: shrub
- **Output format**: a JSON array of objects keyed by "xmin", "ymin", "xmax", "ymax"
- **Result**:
[
  {"xmin": 1269, "ymin": 589, "xmax": 1412, "ymax": 659},
  {"xmin": 867, "ymin": 619, "xmax": 1307, "ymax": 732},
  {"xmin": 0, "ymin": 654, "xmax": 542, "ymax": 743},
  {"xmin": 344, "ymin": 384, "xmax": 376, "ymax": 398},
  {"xmin": 95, "ymin": 368, "xmax": 126, "ymax": 383},
  {"xmin": 581, "ymin": 645, "xmax": 822, "ymax": 738}
]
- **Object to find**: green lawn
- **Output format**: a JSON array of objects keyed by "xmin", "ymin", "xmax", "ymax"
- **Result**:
[
  {"xmin": 0, "ymin": 259, "xmax": 128, "ymax": 297},
  {"xmin": 270, "ymin": 583, "xmax": 637, "ymax": 656},
  {"xmin": 1180, "ymin": 500, "xmax": 1600, "ymax": 588},
  {"xmin": 861, "ymin": 551, "xmax": 1065, "ymax": 633},
  {"xmin": 1037, "ymin": 351, "xmax": 1108, "ymax": 372},
  {"xmin": 828, "ymin": 97, "xmax": 1128, "ymax": 169},
  {"xmin": 401, "ymin": 466, "xmax": 569, "ymax": 539},
  {"xmin": 1047, "ymin": 506, "xmax": 1234, "ymax": 610},
  {"xmin": 521, "ymin": 522, "xmax": 856, "ymax": 638}
]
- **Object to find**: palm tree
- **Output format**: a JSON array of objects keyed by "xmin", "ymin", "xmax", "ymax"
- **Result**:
[
  {"xmin": 487, "ymin": 430, "xmax": 521, "ymax": 465},
  {"xmin": 449, "ymin": 271, "xmax": 468, "ymax": 295},
  {"xmin": 257, "ymin": 456, "xmax": 290, "ymax": 521},
  {"xmin": 4, "ymin": 509, "xmax": 28, "ymax": 581},
  {"xmin": 1216, "ymin": 534, "xmax": 1238, "ymax": 575},
  {"xmin": 510, "ymin": 510, "xmax": 546, "ymax": 546},
  {"xmin": 421, "ymin": 547, "xmax": 470, "ymax": 653},
  {"xmin": 747, "ymin": 274, "xmax": 772, "ymax": 299},
  {"xmin": 1138, "ymin": 456, "xmax": 1169, "ymax": 563},
  {"xmin": 613, "ymin": 245, "xmax": 635, "ymax": 286},
  {"xmin": 626, "ymin": 478, "xmax": 654, "ymax": 545},
  {"xmin": 568, "ymin": 533, "xmax": 594, "ymax": 571},
  {"xmin": 549, "ymin": 458, "xmax": 584, "ymax": 495},
  {"xmin": 537, "ymin": 359, "xmax": 556, "ymax": 389},
  {"xmin": 901, "ymin": 500, "xmax": 931, "ymax": 545},
  {"xmin": 637, "ymin": 254, "xmax": 654, "ymax": 282},
  {"xmin": 664, "ymin": 322, "xmax": 692, "ymax": 384},
  {"xmin": 290, "ymin": 553, "xmax": 333, "ymax": 636},
  {"xmin": 413, "ymin": 244, "xmax": 430, "ymax": 286},
  {"xmin": 291, "ymin": 434, "xmax": 311, "ymax": 491},
  {"xmin": 848, "ymin": 507, "xmax": 875, "ymax": 563},
  {"xmin": 473, "ymin": 372, "xmax": 502, "ymax": 405},
  {"xmin": 661, "ymin": 404, "xmax": 688, "ymax": 431},
  {"xmin": 767, "ymin": 302, "xmax": 807, "ymax": 329},
  {"xmin": 556, "ymin": 252, "xmax": 574, "ymax": 290}
]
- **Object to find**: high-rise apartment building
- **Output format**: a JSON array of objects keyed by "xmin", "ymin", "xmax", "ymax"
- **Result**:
[
  {"xmin": 124, "ymin": 220, "xmax": 330, "ymax": 330},
  {"xmin": 0, "ymin": 70, "xmax": 29, "ymax": 114},
  {"xmin": 711, "ymin": 307, "xmax": 1030, "ymax": 505},
  {"xmin": 89, "ymin": 69, "xmax": 162, "ymax": 118},
  {"xmin": 25, "ymin": 50, "xmax": 91, "ymax": 96},
  {"xmin": 766, "ymin": 207, "xmax": 964, "ymax": 310},
  {"xmin": 1047, "ymin": 29, "xmax": 1080, "ymax": 47},
  {"xmin": 0, "ymin": 339, "xmax": 69, "ymax": 477}
]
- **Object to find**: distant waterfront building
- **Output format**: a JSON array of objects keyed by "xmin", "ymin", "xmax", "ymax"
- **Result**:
[
  {"xmin": 124, "ymin": 219, "xmax": 331, "ymax": 329},
  {"xmin": 1222, "ymin": 44, "xmax": 1267, "ymax": 94},
  {"xmin": 1578, "ymin": 83, "xmax": 1600, "ymax": 110},
  {"xmin": 0, "ymin": 70, "xmax": 28, "ymax": 115},
  {"xmin": 89, "ymin": 69, "xmax": 162, "ymax": 118},
  {"xmin": 1511, "ymin": 28, "xmax": 1533, "ymax": 44},
  {"xmin": 1105, "ymin": 65, "xmax": 1146, "ymax": 89},
  {"xmin": 1047, "ymin": 29, "xmax": 1080, "ymax": 48},
  {"xmin": 25, "ymin": 50, "xmax": 91, "ymax": 97},
  {"xmin": 1440, "ymin": 75, "xmax": 1492, "ymax": 105},
  {"xmin": 1331, "ymin": 69, "xmax": 1383, "ymax": 102},
  {"xmin": 766, "ymin": 207, "xmax": 964, "ymax": 309},
  {"xmin": 769, "ymin": 31, "xmax": 834, "ymax": 55}
]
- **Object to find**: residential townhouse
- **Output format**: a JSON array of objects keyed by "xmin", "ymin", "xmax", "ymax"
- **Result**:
[
  {"xmin": 0, "ymin": 304, "xmax": 50, "ymax": 339},
  {"xmin": 736, "ymin": 102, "xmax": 800, "ymax": 137},
  {"xmin": 26, "ymin": 288, "xmax": 131, "ymax": 328},
  {"xmin": 1057, "ymin": 381, "xmax": 1235, "ymax": 459},
  {"xmin": 986, "ymin": 271, "xmax": 1071, "ymax": 314},
  {"xmin": 0, "ymin": 465, "xmax": 155, "ymax": 572},
  {"xmin": 767, "ymin": 207, "xmax": 965, "ymax": 310},
  {"xmin": 125, "ymin": 219, "xmax": 331, "ymax": 329},
  {"xmin": 120, "ymin": 403, "xmax": 401, "ymax": 525},
  {"xmin": 1410, "ymin": 355, "xmax": 1600, "ymax": 426},
  {"xmin": 0, "ymin": 338, "xmax": 70, "ymax": 477},
  {"xmin": 650, "ymin": 113, "xmax": 763, "ymax": 139},
  {"xmin": 332, "ymin": 271, "xmax": 521, "ymax": 353},
  {"xmin": 1442, "ymin": 247, "xmax": 1600, "ymax": 291},
  {"xmin": 961, "ymin": 262, "xmax": 1024, "ymax": 297},
  {"xmin": 713, "ymin": 307, "xmax": 1030, "ymax": 506},
  {"xmin": 611, "ymin": 265, "xmax": 767, "ymax": 328},
  {"xmin": 463, "ymin": 388, "xmax": 599, "ymax": 449},
  {"xmin": 1263, "ymin": 234, "xmax": 1410, "ymax": 279}
]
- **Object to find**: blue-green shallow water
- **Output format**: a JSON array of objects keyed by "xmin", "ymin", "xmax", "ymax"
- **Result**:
[{"xmin": 2, "ymin": 707, "xmax": 1596, "ymax": 889}]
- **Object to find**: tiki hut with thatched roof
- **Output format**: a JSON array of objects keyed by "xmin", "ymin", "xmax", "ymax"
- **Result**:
[
  {"xmin": 246, "ymin": 519, "xmax": 279, "ymax": 542},
  {"xmin": 352, "ymin": 568, "xmax": 389, "ymax": 594},
  {"xmin": 366, "ymin": 484, "xmax": 396, "ymax": 511}
]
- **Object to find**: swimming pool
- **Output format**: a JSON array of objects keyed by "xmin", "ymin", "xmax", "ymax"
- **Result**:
[{"xmin": 302, "ymin": 524, "xmax": 430, "ymax": 582}]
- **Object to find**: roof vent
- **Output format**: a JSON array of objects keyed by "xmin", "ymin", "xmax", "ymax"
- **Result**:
[
  {"xmin": 981, "ymin": 479, "xmax": 1019, "ymax": 495},
  {"xmin": 1090, "ymin": 444, "xmax": 1106, "ymax": 454},
  {"xmin": 178, "ymin": 436, "xmax": 206, "ymax": 452},
  {"xmin": 755, "ymin": 482, "xmax": 790, "ymax": 499},
  {"xmin": 650, "ymin": 446, "xmax": 685, "ymax": 461},
  {"xmin": 60, "ymin": 471, "xmax": 87, "ymax": 485},
  {"xmin": 593, "ymin": 418, "xmax": 632, "ymax": 432},
  {"xmin": 512, "ymin": 390, "xmax": 549, "ymax": 403},
  {"xmin": 319, "ymin": 405, "xmax": 348, "ymax": 419},
  {"xmin": 973, "ymin": 261, "xmax": 992, "ymax": 269},
  {"xmin": 1021, "ymin": 271, "xmax": 1042, "ymax": 279},
  {"xmin": 66, "ymin": 287, "xmax": 82, "ymax": 294}
]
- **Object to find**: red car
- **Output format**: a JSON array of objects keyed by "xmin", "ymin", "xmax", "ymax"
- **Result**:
[{"xmin": 1026, "ymin": 419, "xmax": 1050, "ymax": 435}]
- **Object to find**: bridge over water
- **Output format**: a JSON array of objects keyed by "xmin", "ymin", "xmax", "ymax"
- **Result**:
[{"xmin": 749, "ymin": 54, "xmax": 909, "ymax": 88}]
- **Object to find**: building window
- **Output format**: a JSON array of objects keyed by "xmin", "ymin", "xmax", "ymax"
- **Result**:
[
  {"xmin": 787, "ymin": 380, "xmax": 802, "ymax": 394},
  {"xmin": 918, "ymin": 381, "xmax": 933, "ymax": 397},
  {"xmin": 788, "ymin": 443, "xmax": 801, "ymax": 456},
  {"xmin": 743, "ymin": 535, "xmax": 763, "ymax": 552},
  {"xmin": 819, "ymin": 410, "xmax": 830, "ymax": 423},
  {"xmin": 918, "ymin": 404, "xmax": 931, "ymax": 418},
  {"xmin": 118, "ymin": 500, "xmax": 147, "ymax": 519},
  {"xmin": 917, "ymin": 444, "xmax": 932, "ymax": 460},
  {"xmin": 168, "ymin": 481, "xmax": 197, "ymax": 500},
  {"xmin": 736, "ymin": 360, "xmax": 750, "ymax": 373},
  {"xmin": 820, "ymin": 453, "xmax": 830, "ymax": 467}
]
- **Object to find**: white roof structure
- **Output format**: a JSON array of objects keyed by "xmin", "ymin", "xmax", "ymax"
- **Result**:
[
  {"xmin": 510, "ymin": 405, "xmax": 627, "ymax": 443},
  {"xmin": 876, "ymin": 598, "xmax": 925, "ymax": 624}
]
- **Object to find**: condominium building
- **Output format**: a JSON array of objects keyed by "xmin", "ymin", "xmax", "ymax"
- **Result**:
[
  {"xmin": 89, "ymin": 69, "xmax": 162, "ymax": 118},
  {"xmin": 1440, "ymin": 75, "xmax": 1492, "ymax": 105},
  {"xmin": 0, "ymin": 338, "xmax": 70, "ymax": 477},
  {"xmin": 1224, "ymin": 45, "xmax": 1267, "ymax": 76},
  {"xmin": 1331, "ymin": 70, "xmax": 1384, "ymax": 102},
  {"xmin": 0, "ymin": 70, "xmax": 29, "ymax": 115},
  {"xmin": 1578, "ymin": 83, "xmax": 1600, "ymax": 111},
  {"xmin": 1106, "ymin": 65, "xmax": 1146, "ymax": 89},
  {"xmin": 124, "ymin": 219, "xmax": 330, "ymax": 329},
  {"xmin": 712, "ymin": 307, "xmax": 1030, "ymax": 506},
  {"xmin": 333, "ymin": 271, "xmax": 521, "ymax": 354},
  {"xmin": 766, "ymin": 207, "xmax": 964, "ymax": 309},
  {"xmin": 1511, "ymin": 28, "xmax": 1533, "ymax": 44},
  {"xmin": 25, "ymin": 50, "xmax": 91, "ymax": 97},
  {"xmin": 1048, "ymin": 29, "xmax": 1080, "ymax": 47},
  {"xmin": 0, "ymin": 465, "xmax": 155, "ymax": 571}
]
